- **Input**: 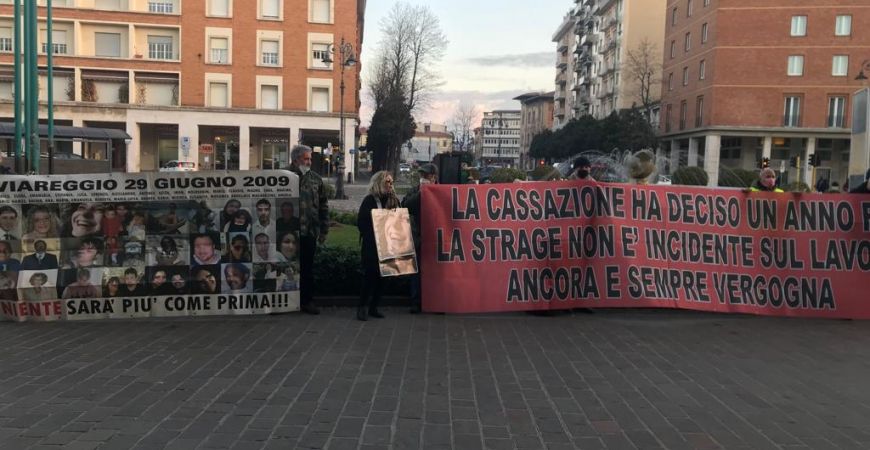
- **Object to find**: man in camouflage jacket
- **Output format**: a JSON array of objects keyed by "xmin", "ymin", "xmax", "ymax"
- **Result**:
[{"xmin": 288, "ymin": 145, "xmax": 329, "ymax": 314}]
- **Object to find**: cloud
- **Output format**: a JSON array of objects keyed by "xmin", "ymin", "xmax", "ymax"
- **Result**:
[
  {"xmin": 360, "ymin": 88, "xmax": 534, "ymax": 128},
  {"xmin": 466, "ymin": 52, "xmax": 554, "ymax": 67}
]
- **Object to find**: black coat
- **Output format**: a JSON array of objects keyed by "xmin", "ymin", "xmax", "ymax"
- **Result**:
[{"xmin": 357, "ymin": 194, "xmax": 399, "ymax": 272}]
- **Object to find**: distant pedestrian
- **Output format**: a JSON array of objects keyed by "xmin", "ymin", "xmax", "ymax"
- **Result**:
[
  {"xmin": 356, "ymin": 171, "xmax": 400, "ymax": 321},
  {"xmin": 402, "ymin": 163, "xmax": 437, "ymax": 314},
  {"xmin": 569, "ymin": 156, "xmax": 594, "ymax": 181},
  {"xmin": 815, "ymin": 177, "xmax": 829, "ymax": 193},
  {"xmin": 289, "ymin": 145, "xmax": 329, "ymax": 315},
  {"xmin": 849, "ymin": 169, "xmax": 870, "ymax": 194}
]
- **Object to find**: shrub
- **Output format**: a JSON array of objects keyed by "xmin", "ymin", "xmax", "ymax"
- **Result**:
[
  {"xmin": 718, "ymin": 168, "xmax": 757, "ymax": 188},
  {"xmin": 322, "ymin": 182, "xmax": 336, "ymax": 200},
  {"xmin": 783, "ymin": 182, "xmax": 811, "ymax": 193},
  {"xmin": 489, "ymin": 168, "xmax": 527, "ymax": 183},
  {"xmin": 672, "ymin": 167, "xmax": 709, "ymax": 186},
  {"xmin": 329, "ymin": 210, "xmax": 358, "ymax": 226},
  {"xmin": 312, "ymin": 244, "xmax": 411, "ymax": 297}
]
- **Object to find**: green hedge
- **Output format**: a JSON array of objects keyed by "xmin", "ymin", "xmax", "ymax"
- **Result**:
[
  {"xmin": 312, "ymin": 244, "xmax": 411, "ymax": 297},
  {"xmin": 718, "ymin": 168, "xmax": 757, "ymax": 188},
  {"xmin": 329, "ymin": 210, "xmax": 358, "ymax": 226},
  {"xmin": 490, "ymin": 168, "xmax": 527, "ymax": 183}
]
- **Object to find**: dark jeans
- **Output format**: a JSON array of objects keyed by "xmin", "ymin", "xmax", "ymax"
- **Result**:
[
  {"xmin": 300, "ymin": 236, "xmax": 317, "ymax": 306},
  {"xmin": 409, "ymin": 246, "xmax": 422, "ymax": 308},
  {"xmin": 359, "ymin": 266, "xmax": 383, "ymax": 311}
]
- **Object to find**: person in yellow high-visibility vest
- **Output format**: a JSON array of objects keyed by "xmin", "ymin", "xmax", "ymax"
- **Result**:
[{"xmin": 749, "ymin": 167, "xmax": 785, "ymax": 193}]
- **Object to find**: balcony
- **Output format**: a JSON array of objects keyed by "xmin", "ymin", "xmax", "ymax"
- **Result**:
[
  {"xmin": 134, "ymin": 72, "xmax": 179, "ymax": 106},
  {"xmin": 80, "ymin": 70, "xmax": 129, "ymax": 104},
  {"xmin": 580, "ymin": 33, "xmax": 597, "ymax": 47},
  {"xmin": 133, "ymin": 26, "xmax": 180, "ymax": 61}
]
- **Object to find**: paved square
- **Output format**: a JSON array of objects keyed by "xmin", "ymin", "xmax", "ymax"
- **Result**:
[{"xmin": 1, "ymin": 309, "xmax": 869, "ymax": 449}]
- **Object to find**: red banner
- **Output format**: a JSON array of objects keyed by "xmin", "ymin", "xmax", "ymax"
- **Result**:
[{"xmin": 421, "ymin": 181, "xmax": 870, "ymax": 318}]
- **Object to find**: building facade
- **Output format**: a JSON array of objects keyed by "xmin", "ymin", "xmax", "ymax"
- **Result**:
[
  {"xmin": 403, "ymin": 122, "xmax": 452, "ymax": 163},
  {"xmin": 570, "ymin": 0, "xmax": 666, "ymax": 120},
  {"xmin": 552, "ymin": 12, "xmax": 577, "ymax": 128},
  {"xmin": 0, "ymin": 0, "xmax": 365, "ymax": 176},
  {"xmin": 659, "ymin": 0, "xmax": 870, "ymax": 187},
  {"xmin": 480, "ymin": 110, "xmax": 521, "ymax": 167},
  {"xmin": 514, "ymin": 91, "xmax": 554, "ymax": 169}
]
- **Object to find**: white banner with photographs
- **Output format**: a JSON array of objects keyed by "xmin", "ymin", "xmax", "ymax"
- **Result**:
[
  {"xmin": 372, "ymin": 208, "xmax": 418, "ymax": 277},
  {"xmin": 0, "ymin": 171, "xmax": 301, "ymax": 322}
]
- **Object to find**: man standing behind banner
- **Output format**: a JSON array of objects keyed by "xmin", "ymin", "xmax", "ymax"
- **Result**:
[
  {"xmin": 288, "ymin": 145, "xmax": 329, "ymax": 315},
  {"xmin": 401, "ymin": 163, "xmax": 437, "ymax": 314}
]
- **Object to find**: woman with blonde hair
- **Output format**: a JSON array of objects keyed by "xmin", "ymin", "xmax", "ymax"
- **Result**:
[
  {"xmin": 22, "ymin": 205, "xmax": 60, "ymax": 241},
  {"xmin": 355, "ymin": 170, "xmax": 400, "ymax": 321}
]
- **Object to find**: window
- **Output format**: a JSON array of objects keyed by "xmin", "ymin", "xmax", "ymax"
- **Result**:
[
  {"xmin": 670, "ymin": 40, "xmax": 675, "ymax": 58},
  {"xmin": 684, "ymin": 32, "xmax": 691, "ymax": 52},
  {"xmin": 311, "ymin": 0, "xmax": 331, "ymax": 23},
  {"xmin": 260, "ymin": 85, "xmax": 278, "ymax": 109},
  {"xmin": 783, "ymin": 96, "xmax": 801, "ymax": 127},
  {"xmin": 148, "ymin": 1, "xmax": 173, "ymax": 13},
  {"xmin": 261, "ymin": 40, "xmax": 279, "ymax": 66},
  {"xmin": 208, "ymin": 0, "xmax": 229, "ymax": 16},
  {"xmin": 665, "ymin": 105, "xmax": 672, "ymax": 132},
  {"xmin": 94, "ymin": 32, "xmax": 121, "ymax": 57},
  {"xmin": 787, "ymin": 55, "xmax": 804, "ymax": 76},
  {"xmin": 695, "ymin": 96, "xmax": 704, "ymax": 127},
  {"xmin": 208, "ymin": 82, "xmax": 228, "ymax": 107},
  {"xmin": 687, "ymin": 0, "xmax": 693, "ymax": 17},
  {"xmin": 682, "ymin": 67, "xmax": 689, "ymax": 85},
  {"xmin": 209, "ymin": 37, "xmax": 228, "ymax": 64},
  {"xmin": 832, "ymin": 55, "xmax": 848, "ymax": 76},
  {"xmin": 148, "ymin": 35, "xmax": 173, "ymax": 60},
  {"xmin": 791, "ymin": 16, "xmax": 807, "ymax": 36},
  {"xmin": 828, "ymin": 96, "xmax": 846, "ymax": 128},
  {"xmin": 261, "ymin": 0, "xmax": 279, "ymax": 19},
  {"xmin": 671, "ymin": 7, "xmax": 677, "ymax": 26},
  {"xmin": 835, "ymin": 15, "xmax": 851, "ymax": 36},
  {"xmin": 0, "ymin": 28, "xmax": 11, "ymax": 53},
  {"xmin": 310, "ymin": 87, "xmax": 329, "ymax": 112},
  {"xmin": 312, "ymin": 43, "xmax": 331, "ymax": 69},
  {"xmin": 40, "ymin": 29, "xmax": 67, "ymax": 54},
  {"xmin": 679, "ymin": 101, "xmax": 687, "ymax": 130},
  {"xmin": 701, "ymin": 23, "xmax": 708, "ymax": 43},
  {"xmin": 704, "ymin": 0, "xmax": 710, "ymax": 5},
  {"xmin": 699, "ymin": 59, "xmax": 706, "ymax": 80}
]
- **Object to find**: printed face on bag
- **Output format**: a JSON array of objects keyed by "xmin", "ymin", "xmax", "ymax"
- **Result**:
[{"xmin": 384, "ymin": 215, "xmax": 412, "ymax": 256}]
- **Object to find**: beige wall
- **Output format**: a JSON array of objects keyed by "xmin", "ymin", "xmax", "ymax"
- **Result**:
[
  {"xmin": 618, "ymin": 0, "xmax": 666, "ymax": 111},
  {"xmin": 78, "ymin": 23, "xmax": 129, "ymax": 58},
  {"xmin": 132, "ymin": 25, "xmax": 179, "ymax": 60}
]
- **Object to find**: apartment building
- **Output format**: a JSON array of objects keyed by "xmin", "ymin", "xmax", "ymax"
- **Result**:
[
  {"xmin": 480, "ymin": 110, "xmax": 521, "ymax": 167},
  {"xmin": 567, "ymin": 0, "xmax": 666, "ymax": 121},
  {"xmin": 403, "ymin": 122, "xmax": 452, "ymax": 163},
  {"xmin": 514, "ymin": 91, "xmax": 554, "ymax": 169},
  {"xmin": 552, "ymin": 12, "xmax": 577, "ymax": 128},
  {"xmin": 0, "ymin": 0, "xmax": 365, "ymax": 175},
  {"xmin": 659, "ymin": 0, "xmax": 869, "ymax": 187}
]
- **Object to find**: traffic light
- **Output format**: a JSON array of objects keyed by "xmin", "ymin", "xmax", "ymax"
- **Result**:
[
  {"xmin": 808, "ymin": 154, "xmax": 819, "ymax": 167},
  {"xmin": 760, "ymin": 157, "xmax": 770, "ymax": 169},
  {"xmin": 789, "ymin": 156, "xmax": 800, "ymax": 169}
]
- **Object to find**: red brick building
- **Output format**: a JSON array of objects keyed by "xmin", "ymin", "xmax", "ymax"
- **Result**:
[
  {"xmin": 659, "ymin": 0, "xmax": 869, "ymax": 187},
  {"xmin": 0, "ymin": 0, "xmax": 365, "ymax": 174}
]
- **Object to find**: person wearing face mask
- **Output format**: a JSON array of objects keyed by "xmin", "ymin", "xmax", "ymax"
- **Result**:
[
  {"xmin": 401, "ymin": 163, "xmax": 437, "ymax": 314},
  {"xmin": 289, "ymin": 144, "xmax": 329, "ymax": 315},
  {"xmin": 569, "ymin": 156, "xmax": 595, "ymax": 181},
  {"xmin": 749, "ymin": 168, "xmax": 784, "ymax": 193}
]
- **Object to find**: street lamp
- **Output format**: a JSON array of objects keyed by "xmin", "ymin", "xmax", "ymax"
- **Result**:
[
  {"xmin": 321, "ymin": 37, "xmax": 356, "ymax": 200},
  {"xmin": 856, "ymin": 59, "xmax": 870, "ymax": 80}
]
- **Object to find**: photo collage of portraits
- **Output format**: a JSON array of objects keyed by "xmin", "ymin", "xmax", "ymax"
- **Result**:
[{"xmin": 0, "ymin": 198, "xmax": 301, "ymax": 302}]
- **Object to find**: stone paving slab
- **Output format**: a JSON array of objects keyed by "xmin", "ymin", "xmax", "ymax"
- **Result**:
[{"xmin": 1, "ymin": 309, "xmax": 870, "ymax": 449}]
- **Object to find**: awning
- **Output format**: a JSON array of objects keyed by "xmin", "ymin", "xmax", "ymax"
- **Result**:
[{"xmin": 0, "ymin": 123, "xmax": 131, "ymax": 140}]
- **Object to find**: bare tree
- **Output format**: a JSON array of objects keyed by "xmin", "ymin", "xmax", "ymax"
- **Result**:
[
  {"xmin": 623, "ymin": 38, "xmax": 662, "ymax": 119},
  {"xmin": 366, "ymin": 2, "xmax": 448, "ymax": 172},
  {"xmin": 448, "ymin": 102, "xmax": 478, "ymax": 152}
]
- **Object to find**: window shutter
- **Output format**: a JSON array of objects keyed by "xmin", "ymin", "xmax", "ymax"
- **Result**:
[
  {"xmin": 311, "ymin": 87, "xmax": 328, "ymax": 112},
  {"xmin": 262, "ymin": 40, "xmax": 279, "ymax": 54},
  {"xmin": 94, "ymin": 32, "xmax": 121, "ymax": 57},
  {"xmin": 263, "ymin": 0, "xmax": 279, "ymax": 18},
  {"xmin": 210, "ymin": 82, "xmax": 228, "ymax": 107},
  {"xmin": 312, "ymin": 0, "xmax": 330, "ymax": 22},
  {"xmin": 210, "ymin": 0, "xmax": 228, "ymax": 16},
  {"xmin": 261, "ymin": 85, "xmax": 278, "ymax": 109}
]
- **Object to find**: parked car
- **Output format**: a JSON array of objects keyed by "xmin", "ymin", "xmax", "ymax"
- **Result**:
[
  {"xmin": 160, "ymin": 160, "xmax": 197, "ymax": 172},
  {"xmin": 398, "ymin": 163, "xmax": 411, "ymax": 173}
]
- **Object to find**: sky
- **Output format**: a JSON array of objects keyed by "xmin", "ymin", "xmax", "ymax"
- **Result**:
[{"xmin": 359, "ymin": 0, "xmax": 572, "ymax": 128}]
